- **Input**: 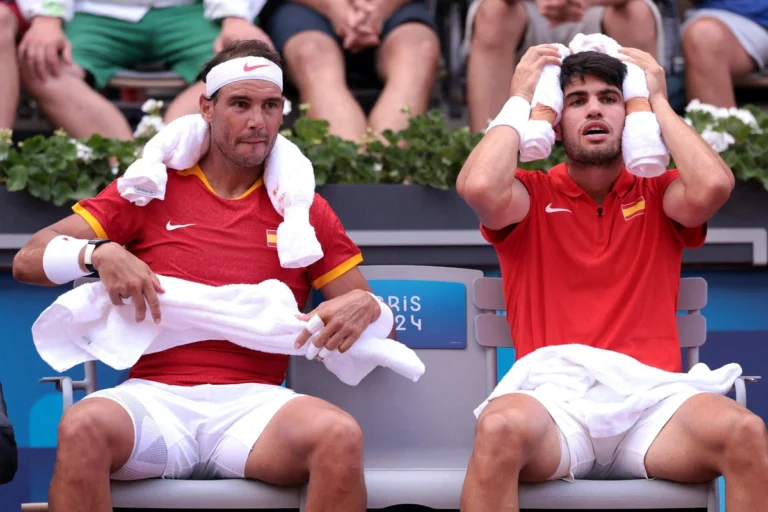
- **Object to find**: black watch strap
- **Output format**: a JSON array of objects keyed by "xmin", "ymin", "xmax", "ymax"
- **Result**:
[{"xmin": 84, "ymin": 239, "xmax": 111, "ymax": 273}]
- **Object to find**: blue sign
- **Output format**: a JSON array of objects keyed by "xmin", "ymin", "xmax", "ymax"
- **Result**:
[{"xmin": 367, "ymin": 279, "xmax": 467, "ymax": 349}]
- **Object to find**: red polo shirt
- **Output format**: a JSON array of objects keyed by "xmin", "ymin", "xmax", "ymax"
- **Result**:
[
  {"xmin": 73, "ymin": 165, "xmax": 362, "ymax": 386},
  {"xmin": 482, "ymin": 164, "xmax": 707, "ymax": 372}
]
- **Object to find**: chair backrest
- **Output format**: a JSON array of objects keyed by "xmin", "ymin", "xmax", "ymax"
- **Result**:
[
  {"xmin": 287, "ymin": 265, "xmax": 492, "ymax": 469},
  {"xmin": 472, "ymin": 276, "xmax": 708, "ymax": 373}
]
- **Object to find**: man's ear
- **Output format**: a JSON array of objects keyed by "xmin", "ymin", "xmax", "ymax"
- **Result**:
[
  {"xmin": 554, "ymin": 123, "xmax": 562, "ymax": 142},
  {"xmin": 200, "ymin": 95, "xmax": 214, "ymax": 124}
]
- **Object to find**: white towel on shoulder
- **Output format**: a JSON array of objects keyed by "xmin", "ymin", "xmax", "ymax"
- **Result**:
[
  {"xmin": 474, "ymin": 344, "xmax": 741, "ymax": 439},
  {"xmin": 31, "ymin": 276, "xmax": 426, "ymax": 386},
  {"xmin": 117, "ymin": 114, "xmax": 323, "ymax": 268}
]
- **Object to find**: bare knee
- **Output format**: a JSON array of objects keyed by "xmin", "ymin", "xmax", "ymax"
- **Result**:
[
  {"xmin": 285, "ymin": 33, "xmax": 343, "ymax": 79},
  {"xmin": 398, "ymin": 26, "xmax": 440, "ymax": 70},
  {"xmin": 683, "ymin": 17, "xmax": 731, "ymax": 62},
  {"xmin": 605, "ymin": 0, "xmax": 656, "ymax": 49},
  {"xmin": 472, "ymin": 0, "xmax": 525, "ymax": 50},
  {"xmin": 723, "ymin": 413, "xmax": 768, "ymax": 472},
  {"xmin": 57, "ymin": 400, "xmax": 132, "ymax": 472},
  {"xmin": 473, "ymin": 407, "xmax": 533, "ymax": 473},
  {"xmin": 309, "ymin": 410, "xmax": 364, "ymax": 478}
]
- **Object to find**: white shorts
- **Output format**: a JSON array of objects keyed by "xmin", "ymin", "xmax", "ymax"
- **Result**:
[
  {"xmin": 683, "ymin": 8, "xmax": 768, "ymax": 69},
  {"xmin": 515, "ymin": 387, "xmax": 701, "ymax": 481},
  {"xmin": 84, "ymin": 378, "xmax": 300, "ymax": 480}
]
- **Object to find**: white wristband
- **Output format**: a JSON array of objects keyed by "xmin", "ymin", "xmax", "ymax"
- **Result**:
[
  {"xmin": 42, "ymin": 236, "xmax": 90, "ymax": 285},
  {"xmin": 486, "ymin": 95, "xmax": 532, "ymax": 139}
]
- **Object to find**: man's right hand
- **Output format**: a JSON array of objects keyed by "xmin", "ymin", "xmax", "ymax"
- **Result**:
[
  {"xmin": 90, "ymin": 243, "xmax": 165, "ymax": 324},
  {"xmin": 18, "ymin": 16, "xmax": 73, "ymax": 82},
  {"xmin": 509, "ymin": 44, "xmax": 564, "ymax": 103}
]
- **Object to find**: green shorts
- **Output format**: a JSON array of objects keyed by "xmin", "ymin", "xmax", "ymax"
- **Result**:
[{"xmin": 64, "ymin": 2, "xmax": 220, "ymax": 89}]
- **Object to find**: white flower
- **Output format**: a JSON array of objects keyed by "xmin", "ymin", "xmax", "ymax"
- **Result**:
[
  {"xmin": 0, "ymin": 153, "xmax": 7, "ymax": 162},
  {"xmin": 701, "ymin": 127, "xmax": 735, "ymax": 153},
  {"xmin": 727, "ymin": 107, "xmax": 760, "ymax": 130},
  {"xmin": 133, "ymin": 115, "xmax": 166, "ymax": 139},
  {"xmin": 283, "ymin": 98, "xmax": 292, "ymax": 115},
  {"xmin": 111, "ymin": 166, "xmax": 120, "ymax": 175},
  {"xmin": 71, "ymin": 140, "xmax": 94, "ymax": 162},
  {"xmin": 373, "ymin": 163, "xmax": 383, "ymax": 172},
  {"xmin": 141, "ymin": 99, "xmax": 164, "ymax": 114},
  {"xmin": 684, "ymin": 117, "xmax": 693, "ymax": 127}
]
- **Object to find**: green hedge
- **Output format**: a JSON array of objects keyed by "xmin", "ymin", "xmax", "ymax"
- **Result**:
[{"xmin": 1, "ymin": 102, "xmax": 766, "ymax": 207}]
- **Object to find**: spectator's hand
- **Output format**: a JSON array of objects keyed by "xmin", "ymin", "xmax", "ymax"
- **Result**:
[
  {"xmin": 17, "ymin": 16, "xmax": 72, "ymax": 82},
  {"xmin": 537, "ymin": 0, "xmax": 586, "ymax": 26},
  {"xmin": 509, "ymin": 44, "xmax": 564, "ymax": 103},
  {"xmin": 91, "ymin": 242, "xmax": 165, "ymax": 324},
  {"xmin": 329, "ymin": 2, "xmax": 379, "ymax": 53},
  {"xmin": 618, "ymin": 47, "xmax": 668, "ymax": 104},
  {"xmin": 294, "ymin": 289, "xmax": 379, "ymax": 356},
  {"xmin": 215, "ymin": 17, "xmax": 274, "ymax": 53}
]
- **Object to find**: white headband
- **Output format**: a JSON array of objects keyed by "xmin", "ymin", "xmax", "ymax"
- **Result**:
[{"xmin": 205, "ymin": 56, "xmax": 283, "ymax": 97}]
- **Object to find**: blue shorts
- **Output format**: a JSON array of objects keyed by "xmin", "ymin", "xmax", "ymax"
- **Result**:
[{"xmin": 263, "ymin": 1, "xmax": 437, "ymax": 86}]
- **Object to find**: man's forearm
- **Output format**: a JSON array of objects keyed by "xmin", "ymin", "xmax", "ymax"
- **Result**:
[
  {"xmin": 12, "ymin": 230, "xmax": 95, "ymax": 286},
  {"xmin": 652, "ymin": 97, "xmax": 735, "ymax": 200}
]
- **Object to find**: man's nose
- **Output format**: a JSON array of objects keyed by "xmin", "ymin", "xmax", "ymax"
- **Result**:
[{"xmin": 586, "ymin": 97, "xmax": 604, "ymax": 118}]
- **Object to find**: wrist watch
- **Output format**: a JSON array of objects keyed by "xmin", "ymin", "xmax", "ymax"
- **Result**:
[{"xmin": 84, "ymin": 239, "xmax": 111, "ymax": 273}]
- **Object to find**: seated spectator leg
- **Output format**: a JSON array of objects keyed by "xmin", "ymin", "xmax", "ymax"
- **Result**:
[
  {"xmin": 369, "ymin": 22, "xmax": 440, "ymax": 134},
  {"xmin": 48, "ymin": 398, "xmax": 134, "ymax": 511},
  {"xmin": 244, "ymin": 396, "xmax": 365, "ymax": 511},
  {"xmin": 0, "ymin": 4, "xmax": 19, "ymax": 129},
  {"xmin": 466, "ymin": 0, "xmax": 527, "ymax": 133},
  {"xmin": 152, "ymin": 3, "xmax": 248, "ymax": 123},
  {"xmin": 20, "ymin": 12, "xmax": 137, "ymax": 140},
  {"xmin": 602, "ymin": 0, "xmax": 658, "ymax": 59},
  {"xmin": 164, "ymin": 82, "xmax": 207, "ymax": 123},
  {"xmin": 460, "ymin": 394, "xmax": 563, "ymax": 511},
  {"xmin": 21, "ymin": 64, "xmax": 133, "ymax": 140},
  {"xmin": 284, "ymin": 32, "xmax": 368, "ymax": 141},
  {"xmin": 682, "ymin": 16, "xmax": 756, "ymax": 107},
  {"xmin": 644, "ymin": 393, "xmax": 768, "ymax": 510}
]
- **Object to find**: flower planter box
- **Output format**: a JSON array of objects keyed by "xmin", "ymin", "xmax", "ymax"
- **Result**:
[{"xmin": 1, "ymin": 182, "xmax": 767, "ymax": 270}]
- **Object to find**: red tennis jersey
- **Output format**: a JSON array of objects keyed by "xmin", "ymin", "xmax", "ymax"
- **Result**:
[
  {"xmin": 73, "ymin": 165, "xmax": 362, "ymax": 386},
  {"xmin": 482, "ymin": 164, "xmax": 707, "ymax": 373}
]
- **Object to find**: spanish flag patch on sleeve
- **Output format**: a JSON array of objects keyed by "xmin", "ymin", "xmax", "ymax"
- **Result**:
[
  {"xmin": 621, "ymin": 196, "xmax": 646, "ymax": 221},
  {"xmin": 266, "ymin": 229, "xmax": 277, "ymax": 248}
]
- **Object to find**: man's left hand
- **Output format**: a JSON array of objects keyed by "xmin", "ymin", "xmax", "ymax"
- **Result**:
[
  {"xmin": 618, "ymin": 47, "xmax": 668, "ymax": 105},
  {"xmin": 295, "ymin": 289, "xmax": 380, "ymax": 356},
  {"xmin": 215, "ymin": 18, "xmax": 274, "ymax": 53}
]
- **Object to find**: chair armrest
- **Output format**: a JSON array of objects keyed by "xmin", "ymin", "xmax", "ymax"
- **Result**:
[
  {"xmin": 735, "ymin": 376, "xmax": 761, "ymax": 408},
  {"xmin": 40, "ymin": 377, "xmax": 74, "ymax": 412}
]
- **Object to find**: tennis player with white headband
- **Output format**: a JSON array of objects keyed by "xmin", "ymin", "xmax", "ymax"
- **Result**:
[{"xmin": 14, "ymin": 39, "xmax": 392, "ymax": 511}]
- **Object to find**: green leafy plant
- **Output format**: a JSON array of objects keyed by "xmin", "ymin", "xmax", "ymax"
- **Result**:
[{"xmin": 1, "ymin": 101, "xmax": 767, "ymax": 207}]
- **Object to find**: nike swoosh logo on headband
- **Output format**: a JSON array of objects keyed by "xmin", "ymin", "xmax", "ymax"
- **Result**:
[{"xmin": 243, "ymin": 63, "xmax": 269, "ymax": 72}]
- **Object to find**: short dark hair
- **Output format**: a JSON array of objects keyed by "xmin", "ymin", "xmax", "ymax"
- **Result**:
[
  {"xmin": 559, "ymin": 51, "xmax": 627, "ymax": 91},
  {"xmin": 200, "ymin": 40, "xmax": 283, "ymax": 101}
]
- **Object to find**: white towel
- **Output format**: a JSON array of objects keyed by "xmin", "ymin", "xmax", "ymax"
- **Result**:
[
  {"xmin": 31, "ymin": 276, "xmax": 426, "ymax": 386},
  {"xmin": 264, "ymin": 135, "xmax": 323, "ymax": 268},
  {"xmin": 522, "ymin": 33, "xmax": 669, "ymax": 177},
  {"xmin": 475, "ymin": 344, "xmax": 741, "ymax": 439},
  {"xmin": 520, "ymin": 44, "xmax": 571, "ymax": 162},
  {"xmin": 117, "ymin": 114, "xmax": 323, "ymax": 268}
]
